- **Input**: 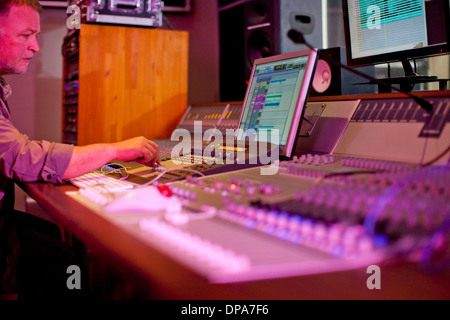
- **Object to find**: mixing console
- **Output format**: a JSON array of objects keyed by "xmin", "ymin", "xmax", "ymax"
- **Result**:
[
  {"xmin": 72, "ymin": 154, "xmax": 448, "ymax": 283},
  {"xmin": 69, "ymin": 93, "xmax": 450, "ymax": 284}
]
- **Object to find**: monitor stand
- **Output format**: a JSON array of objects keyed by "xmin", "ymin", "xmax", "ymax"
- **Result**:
[{"xmin": 370, "ymin": 58, "xmax": 447, "ymax": 93}]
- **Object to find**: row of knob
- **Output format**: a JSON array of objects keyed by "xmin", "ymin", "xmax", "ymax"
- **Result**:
[
  {"xmin": 286, "ymin": 154, "xmax": 418, "ymax": 172},
  {"xmin": 219, "ymin": 200, "xmax": 382, "ymax": 258},
  {"xmin": 182, "ymin": 176, "xmax": 282, "ymax": 197},
  {"xmin": 290, "ymin": 154, "xmax": 335, "ymax": 165},
  {"xmin": 219, "ymin": 164, "xmax": 449, "ymax": 256},
  {"xmin": 341, "ymin": 157, "xmax": 415, "ymax": 172}
]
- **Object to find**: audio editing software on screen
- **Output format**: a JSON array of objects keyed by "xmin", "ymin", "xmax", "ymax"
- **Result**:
[{"xmin": 238, "ymin": 55, "xmax": 308, "ymax": 145}]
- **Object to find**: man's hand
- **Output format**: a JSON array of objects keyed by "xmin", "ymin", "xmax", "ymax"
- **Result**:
[
  {"xmin": 112, "ymin": 136, "xmax": 160, "ymax": 166},
  {"xmin": 63, "ymin": 136, "xmax": 160, "ymax": 180}
]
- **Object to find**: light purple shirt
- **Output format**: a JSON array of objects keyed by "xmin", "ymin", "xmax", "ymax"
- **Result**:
[{"xmin": 0, "ymin": 77, "xmax": 73, "ymax": 213}]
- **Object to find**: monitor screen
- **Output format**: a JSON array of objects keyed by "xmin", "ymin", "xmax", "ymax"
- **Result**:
[
  {"xmin": 236, "ymin": 49, "xmax": 318, "ymax": 159},
  {"xmin": 342, "ymin": 0, "xmax": 450, "ymax": 68}
]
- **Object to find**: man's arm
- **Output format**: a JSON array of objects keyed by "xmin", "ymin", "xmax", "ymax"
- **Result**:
[{"xmin": 62, "ymin": 136, "xmax": 160, "ymax": 180}]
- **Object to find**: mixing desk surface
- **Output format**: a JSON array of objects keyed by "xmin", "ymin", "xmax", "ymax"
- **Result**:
[
  {"xmin": 67, "ymin": 92, "xmax": 450, "ymax": 286},
  {"xmin": 69, "ymin": 154, "xmax": 449, "ymax": 283}
]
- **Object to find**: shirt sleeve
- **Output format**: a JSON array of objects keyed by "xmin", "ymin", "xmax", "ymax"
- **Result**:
[{"xmin": 0, "ymin": 114, "xmax": 74, "ymax": 184}]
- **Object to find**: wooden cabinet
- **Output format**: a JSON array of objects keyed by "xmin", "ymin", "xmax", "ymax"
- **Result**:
[{"xmin": 62, "ymin": 24, "xmax": 189, "ymax": 145}]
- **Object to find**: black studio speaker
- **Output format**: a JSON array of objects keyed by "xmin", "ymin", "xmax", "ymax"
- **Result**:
[
  {"xmin": 219, "ymin": 0, "xmax": 281, "ymax": 102},
  {"xmin": 243, "ymin": 1, "xmax": 281, "ymax": 80},
  {"xmin": 219, "ymin": 0, "xmax": 323, "ymax": 102}
]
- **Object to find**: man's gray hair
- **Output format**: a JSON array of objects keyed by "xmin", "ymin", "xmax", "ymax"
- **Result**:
[{"xmin": 0, "ymin": 0, "xmax": 42, "ymax": 17}]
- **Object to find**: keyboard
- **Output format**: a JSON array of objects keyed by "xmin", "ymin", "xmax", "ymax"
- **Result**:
[
  {"xmin": 68, "ymin": 171, "xmax": 135, "ymax": 192},
  {"xmin": 68, "ymin": 171, "xmax": 137, "ymax": 206}
]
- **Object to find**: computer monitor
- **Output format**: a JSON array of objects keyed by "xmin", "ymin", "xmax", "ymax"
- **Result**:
[
  {"xmin": 341, "ymin": 0, "xmax": 450, "ymax": 86},
  {"xmin": 235, "ymin": 49, "xmax": 318, "ymax": 159}
]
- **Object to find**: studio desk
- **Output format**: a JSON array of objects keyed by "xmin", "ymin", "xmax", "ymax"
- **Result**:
[
  {"xmin": 21, "ymin": 91, "xmax": 450, "ymax": 300},
  {"xmin": 20, "ymin": 180, "xmax": 449, "ymax": 300}
]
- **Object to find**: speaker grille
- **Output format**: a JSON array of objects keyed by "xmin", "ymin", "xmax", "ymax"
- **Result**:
[{"xmin": 219, "ymin": 0, "xmax": 280, "ymax": 102}]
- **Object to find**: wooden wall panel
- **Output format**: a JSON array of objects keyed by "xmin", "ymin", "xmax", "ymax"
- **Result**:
[{"xmin": 77, "ymin": 24, "xmax": 189, "ymax": 145}]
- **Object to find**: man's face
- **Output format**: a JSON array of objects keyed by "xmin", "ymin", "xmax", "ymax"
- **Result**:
[{"xmin": 0, "ymin": 5, "xmax": 40, "ymax": 75}]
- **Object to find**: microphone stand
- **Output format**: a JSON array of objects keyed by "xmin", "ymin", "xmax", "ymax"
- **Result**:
[{"xmin": 287, "ymin": 29, "xmax": 434, "ymax": 112}]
